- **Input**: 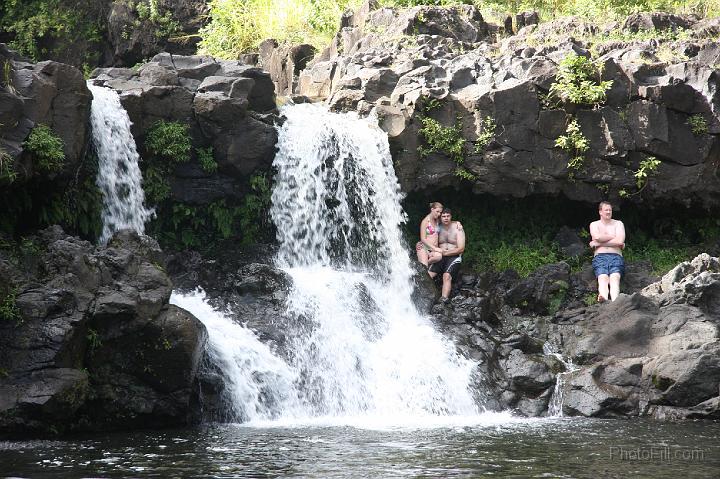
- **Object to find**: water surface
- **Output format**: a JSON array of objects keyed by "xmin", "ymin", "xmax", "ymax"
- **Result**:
[{"xmin": 2, "ymin": 418, "xmax": 719, "ymax": 478}]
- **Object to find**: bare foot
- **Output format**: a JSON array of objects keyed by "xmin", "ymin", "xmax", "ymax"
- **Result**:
[{"xmin": 597, "ymin": 294, "xmax": 607, "ymax": 303}]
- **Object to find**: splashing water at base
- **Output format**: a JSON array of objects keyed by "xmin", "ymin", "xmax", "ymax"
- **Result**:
[
  {"xmin": 170, "ymin": 289, "xmax": 303, "ymax": 422},
  {"xmin": 89, "ymin": 83, "xmax": 153, "ymax": 243}
]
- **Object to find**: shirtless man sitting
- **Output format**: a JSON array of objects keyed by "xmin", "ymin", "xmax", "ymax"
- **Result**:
[
  {"xmin": 589, "ymin": 201, "xmax": 625, "ymax": 302},
  {"xmin": 429, "ymin": 208, "xmax": 465, "ymax": 303}
]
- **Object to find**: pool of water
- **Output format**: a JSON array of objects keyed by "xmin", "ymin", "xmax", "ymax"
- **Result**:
[{"xmin": 2, "ymin": 416, "xmax": 719, "ymax": 478}]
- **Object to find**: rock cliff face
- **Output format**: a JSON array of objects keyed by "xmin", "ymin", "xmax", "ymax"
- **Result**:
[
  {"xmin": 265, "ymin": 3, "xmax": 720, "ymax": 209},
  {"xmin": 0, "ymin": 45, "xmax": 91, "ymax": 184},
  {"xmin": 0, "ymin": 227, "xmax": 207, "ymax": 437},
  {"xmin": 91, "ymin": 52, "xmax": 278, "ymax": 206}
]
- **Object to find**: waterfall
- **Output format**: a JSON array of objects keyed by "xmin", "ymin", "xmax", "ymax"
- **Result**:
[
  {"xmin": 89, "ymin": 83, "xmax": 154, "ymax": 243},
  {"xmin": 170, "ymin": 290, "xmax": 302, "ymax": 422},
  {"xmin": 267, "ymin": 103, "xmax": 481, "ymax": 419},
  {"xmin": 544, "ymin": 343, "xmax": 579, "ymax": 417}
]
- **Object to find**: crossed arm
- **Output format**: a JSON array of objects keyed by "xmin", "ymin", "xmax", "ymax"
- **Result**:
[{"xmin": 589, "ymin": 221, "xmax": 625, "ymax": 249}]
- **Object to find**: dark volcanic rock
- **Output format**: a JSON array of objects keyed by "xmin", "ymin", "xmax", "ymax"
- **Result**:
[
  {"xmin": 0, "ymin": 227, "xmax": 206, "ymax": 437},
  {"xmin": 92, "ymin": 52, "xmax": 279, "ymax": 205},
  {"xmin": 0, "ymin": 46, "xmax": 91, "ymax": 184},
  {"xmin": 288, "ymin": 2, "xmax": 720, "ymax": 209}
]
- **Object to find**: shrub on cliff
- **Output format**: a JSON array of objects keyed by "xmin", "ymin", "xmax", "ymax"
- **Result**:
[
  {"xmin": 199, "ymin": 0, "xmax": 363, "ymax": 57},
  {"xmin": 24, "ymin": 124, "xmax": 65, "ymax": 173},
  {"xmin": 0, "ymin": 0, "xmax": 103, "ymax": 65}
]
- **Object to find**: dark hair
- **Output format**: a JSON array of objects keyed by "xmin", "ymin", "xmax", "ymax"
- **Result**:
[
  {"xmin": 598, "ymin": 201, "xmax": 612, "ymax": 210},
  {"xmin": 441, "ymin": 208, "xmax": 452, "ymax": 215}
]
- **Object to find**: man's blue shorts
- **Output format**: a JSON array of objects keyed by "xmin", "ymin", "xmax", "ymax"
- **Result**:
[{"xmin": 592, "ymin": 253, "xmax": 625, "ymax": 277}]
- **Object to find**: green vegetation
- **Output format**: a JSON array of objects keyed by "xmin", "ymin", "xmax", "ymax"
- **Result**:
[
  {"xmin": 418, "ymin": 116, "xmax": 465, "ymax": 163},
  {"xmin": 0, "ymin": 287, "xmax": 22, "ymax": 325},
  {"xmin": 480, "ymin": 0, "xmax": 719, "ymax": 21},
  {"xmin": 0, "ymin": 0, "xmax": 103, "ymax": 63},
  {"xmin": 555, "ymin": 118, "xmax": 589, "ymax": 171},
  {"xmin": 418, "ymin": 115, "xmax": 476, "ymax": 179},
  {"xmin": 634, "ymin": 156, "xmax": 661, "ymax": 189},
  {"xmin": 619, "ymin": 156, "xmax": 662, "ymax": 198},
  {"xmin": 0, "ymin": 148, "xmax": 103, "ymax": 239},
  {"xmin": 24, "ymin": 125, "xmax": 65, "ymax": 173},
  {"xmin": 199, "ymin": 0, "xmax": 364, "ymax": 58},
  {"xmin": 474, "ymin": 116, "xmax": 497, "ymax": 153},
  {"xmin": 145, "ymin": 121, "xmax": 192, "ymax": 163},
  {"xmin": 143, "ymin": 121, "xmax": 192, "ymax": 204},
  {"xmin": 688, "ymin": 114, "xmax": 708, "ymax": 136},
  {"xmin": 0, "ymin": 149, "xmax": 17, "ymax": 183},
  {"xmin": 134, "ymin": 0, "xmax": 181, "ymax": 38},
  {"xmin": 547, "ymin": 54, "xmax": 613, "ymax": 108},
  {"xmin": 197, "ymin": 146, "xmax": 218, "ymax": 174},
  {"xmin": 87, "ymin": 328, "xmax": 102, "ymax": 352}
]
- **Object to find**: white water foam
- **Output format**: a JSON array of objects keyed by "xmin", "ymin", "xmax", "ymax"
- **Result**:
[
  {"xmin": 170, "ymin": 289, "xmax": 303, "ymax": 422},
  {"xmin": 544, "ymin": 343, "xmax": 580, "ymax": 417},
  {"xmin": 89, "ymin": 83, "xmax": 154, "ymax": 243}
]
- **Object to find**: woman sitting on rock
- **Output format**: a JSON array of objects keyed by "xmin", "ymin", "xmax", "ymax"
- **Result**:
[{"xmin": 416, "ymin": 202, "xmax": 444, "ymax": 268}]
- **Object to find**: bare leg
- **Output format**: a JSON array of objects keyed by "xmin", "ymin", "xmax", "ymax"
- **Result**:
[
  {"xmin": 441, "ymin": 272, "xmax": 452, "ymax": 299},
  {"xmin": 416, "ymin": 245, "xmax": 429, "ymax": 267},
  {"xmin": 609, "ymin": 273, "xmax": 622, "ymax": 301},
  {"xmin": 597, "ymin": 274, "xmax": 609, "ymax": 302}
]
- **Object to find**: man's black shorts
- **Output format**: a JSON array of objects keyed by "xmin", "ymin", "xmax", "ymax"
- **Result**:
[{"xmin": 429, "ymin": 255, "xmax": 462, "ymax": 278}]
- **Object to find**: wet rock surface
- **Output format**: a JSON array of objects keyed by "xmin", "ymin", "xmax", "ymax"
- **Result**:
[{"xmin": 0, "ymin": 227, "xmax": 206, "ymax": 437}]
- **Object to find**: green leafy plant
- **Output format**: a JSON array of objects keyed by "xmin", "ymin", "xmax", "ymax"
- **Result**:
[
  {"xmin": 145, "ymin": 121, "xmax": 192, "ymax": 163},
  {"xmin": 555, "ymin": 118, "xmax": 589, "ymax": 170},
  {"xmin": 418, "ymin": 116, "xmax": 466, "ymax": 164},
  {"xmin": 0, "ymin": 149, "xmax": 17, "ymax": 183},
  {"xmin": 87, "ymin": 328, "xmax": 102, "ymax": 352},
  {"xmin": 420, "ymin": 96, "xmax": 443, "ymax": 113},
  {"xmin": 0, "ymin": 287, "xmax": 22, "ymax": 325},
  {"xmin": 197, "ymin": 146, "xmax": 218, "ymax": 173},
  {"xmin": 547, "ymin": 54, "xmax": 613, "ymax": 108},
  {"xmin": 24, "ymin": 124, "xmax": 65, "ymax": 173},
  {"xmin": 688, "ymin": 114, "xmax": 708, "ymax": 136},
  {"xmin": 199, "ymin": 0, "xmax": 363, "ymax": 58},
  {"xmin": 0, "ymin": 0, "xmax": 103, "ymax": 62},
  {"xmin": 634, "ymin": 156, "xmax": 661, "ymax": 189},
  {"xmin": 454, "ymin": 167, "xmax": 476, "ymax": 180},
  {"xmin": 238, "ymin": 173, "xmax": 273, "ymax": 246},
  {"xmin": 474, "ymin": 116, "xmax": 497, "ymax": 153}
]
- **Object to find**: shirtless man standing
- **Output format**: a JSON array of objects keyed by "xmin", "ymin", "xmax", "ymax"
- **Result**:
[
  {"xmin": 429, "ymin": 208, "xmax": 465, "ymax": 303},
  {"xmin": 589, "ymin": 201, "xmax": 625, "ymax": 302}
]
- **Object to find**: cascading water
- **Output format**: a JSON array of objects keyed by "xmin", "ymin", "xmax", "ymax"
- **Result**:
[
  {"xmin": 171, "ymin": 103, "xmax": 487, "ymax": 425},
  {"xmin": 544, "ymin": 343, "xmax": 580, "ymax": 417},
  {"xmin": 89, "ymin": 83, "xmax": 154, "ymax": 243},
  {"xmin": 267, "ymin": 103, "xmax": 481, "ymax": 419}
]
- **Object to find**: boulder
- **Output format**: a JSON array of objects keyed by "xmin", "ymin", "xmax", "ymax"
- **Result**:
[{"xmin": 0, "ymin": 227, "xmax": 207, "ymax": 437}]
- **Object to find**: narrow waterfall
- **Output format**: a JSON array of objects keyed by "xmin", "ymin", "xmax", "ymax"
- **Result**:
[
  {"xmin": 544, "ymin": 343, "xmax": 579, "ymax": 417},
  {"xmin": 267, "ymin": 103, "xmax": 481, "ymax": 418},
  {"xmin": 89, "ymin": 83, "xmax": 154, "ymax": 243}
]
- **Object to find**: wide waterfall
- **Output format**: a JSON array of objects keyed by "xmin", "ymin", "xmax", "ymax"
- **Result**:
[
  {"xmin": 89, "ymin": 83, "xmax": 154, "ymax": 243},
  {"xmin": 271, "ymin": 103, "xmax": 480, "ymax": 420},
  {"xmin": 173, "ymin": 103, "xmax": 484, "ymax": 424}
]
